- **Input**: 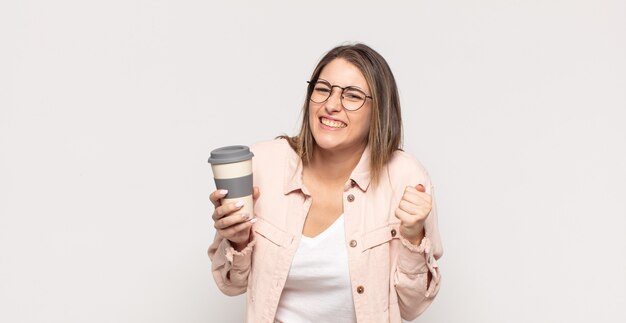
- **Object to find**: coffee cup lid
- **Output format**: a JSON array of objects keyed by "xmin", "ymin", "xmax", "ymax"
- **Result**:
[{"xmin": 208, "ymin": 145, "xmax": 254, "ymax": 165}]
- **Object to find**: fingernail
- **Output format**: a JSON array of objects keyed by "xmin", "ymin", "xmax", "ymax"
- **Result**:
[
  {"xmin": 249, "ymin": 218, "xmax": 258, "ymax": 224},
  {"xmin": 235, "ymin": 201, "xmax": 244, "ymax": 208},
  {"xmin": 219, "ymin": 189, "xmax": 228, "ymax": 195}
]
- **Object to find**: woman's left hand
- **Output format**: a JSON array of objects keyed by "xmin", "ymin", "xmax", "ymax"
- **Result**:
[{"xmin": 395, "ymin": 184, "xmax": 432, "ymax": 245}]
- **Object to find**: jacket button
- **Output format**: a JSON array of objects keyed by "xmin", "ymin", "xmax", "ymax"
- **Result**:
[
  {"xmin": 350, "ymin": 179, "xmax": 356, "ymax": 187},
  {"xmin": 356, "ymin": 286, "xmax": 365, "ymax": 294},
  {"xmin": 391, "ymin": 229, "xmax": 397, "ymax": 237},
  {"xmin": 347, "ymin": 194, "xmax": 355, "ymax": 202},
  {"xmin": 349, "ymin": 240, "xmax": 357, "ymax": 248}
]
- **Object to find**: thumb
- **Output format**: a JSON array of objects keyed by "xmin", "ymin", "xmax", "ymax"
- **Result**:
[{"xmin": 415, "ymin": 184, "xmax": 425, "ymax": 192}]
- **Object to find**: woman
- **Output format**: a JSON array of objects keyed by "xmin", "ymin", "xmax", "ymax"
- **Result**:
[{"xmin": 208, "ymin": 43, "xmax": 442, "ymax": 323}]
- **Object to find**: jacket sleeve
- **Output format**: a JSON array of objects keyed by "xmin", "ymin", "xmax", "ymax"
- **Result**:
[
  {"xmin": 207, "ymin": 233, "xmax": 256, "ymax": 296},
  {"xmin": 394, "ymin": 184, "xmax": 443, "ymax": 320}
]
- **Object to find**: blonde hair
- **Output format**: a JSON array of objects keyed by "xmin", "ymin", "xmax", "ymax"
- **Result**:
[{"xmin": 281, "ymin": 43, "xmax": 403, "ymax": 185}]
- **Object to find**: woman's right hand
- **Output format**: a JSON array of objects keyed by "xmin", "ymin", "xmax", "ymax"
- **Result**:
[{"xmin": 209, "ymin": 187, "xmax": 260, "ymax": 251}]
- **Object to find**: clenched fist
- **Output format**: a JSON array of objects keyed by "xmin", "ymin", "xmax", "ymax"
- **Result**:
[{"xmin": 395, "ymin": 184, "xmax": 432, "ymax": 245}]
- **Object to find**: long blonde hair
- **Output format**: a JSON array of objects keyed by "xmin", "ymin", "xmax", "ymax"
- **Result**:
[{"xmin": 281, "ymin": 43, "xmax": 403, "ymax": 185}]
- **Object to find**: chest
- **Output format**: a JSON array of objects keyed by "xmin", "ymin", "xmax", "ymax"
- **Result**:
[{"xmin": 302, "ymin": 182, "xmax": 345, "ymax": 237}]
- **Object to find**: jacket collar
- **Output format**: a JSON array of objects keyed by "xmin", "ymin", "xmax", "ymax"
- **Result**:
[
  {"xmin": 283, "ymin": 149, "xmax": 305, "ymax": 195},
  {"xmin": 283, "ymin": 145, "xmax": 371, "ymax": 195},
  {"xmin": 349, "ymin": 146, "xmax": 372, "ymax": 191}
]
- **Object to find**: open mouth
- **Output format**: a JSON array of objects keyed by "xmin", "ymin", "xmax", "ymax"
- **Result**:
[{"xmin": 320, "ymin": 117, "xmax": 347, "ymax": 128}]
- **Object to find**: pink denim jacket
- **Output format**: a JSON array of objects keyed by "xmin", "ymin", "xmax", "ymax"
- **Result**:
[{"xmin": 209, "ymin": 139, "xmax": 443, "ymax": 322}]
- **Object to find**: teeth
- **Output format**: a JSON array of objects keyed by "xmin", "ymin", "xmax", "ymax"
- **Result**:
[{"xmin": 321, "ymin": 117, "xmax": 347, "ymax": 128}]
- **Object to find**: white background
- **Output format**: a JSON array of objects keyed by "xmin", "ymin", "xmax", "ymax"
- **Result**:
[{"xmin": 1, "ymin": 1, "xmax": 625, "ymax": 322}]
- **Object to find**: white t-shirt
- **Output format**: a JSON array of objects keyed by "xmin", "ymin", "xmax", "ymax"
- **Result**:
[{"xmin": 274, "ymin": 215, "xmax": 357, "ymax": 323}]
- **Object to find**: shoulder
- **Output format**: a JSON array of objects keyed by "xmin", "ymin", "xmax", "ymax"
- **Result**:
[
  {"xmin": 388, "ymin": 150, "xmax": 429, "ymax": 174},
  {"xmin": 250, "ymin": 138, "xmax": 294, "ymax": 157},
  {"xmin": 249, "ymin": 138, "xmax": 298, "ymax": 190},
  {"xmin": 249, "ymin": 138, "xmax": 298, "ymax": 169},
  {"xmin": 385, "ymin": 149, "xmax": 433, "ymax": 187}
]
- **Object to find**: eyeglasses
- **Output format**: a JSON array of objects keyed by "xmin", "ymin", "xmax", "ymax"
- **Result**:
[{"xmin": 307, "ymin": 79, "xmax": 373, "ymax": 111}]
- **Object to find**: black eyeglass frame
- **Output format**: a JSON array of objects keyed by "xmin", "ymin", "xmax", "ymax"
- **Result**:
[{"xmin": 307, "ymin": 79, "xmax": 373, "ymax": 111}]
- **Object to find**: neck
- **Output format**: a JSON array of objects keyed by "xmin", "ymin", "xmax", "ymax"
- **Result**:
[{"xmin": 306, "ymin": 142, "xmax": 367, "ymax": 185}]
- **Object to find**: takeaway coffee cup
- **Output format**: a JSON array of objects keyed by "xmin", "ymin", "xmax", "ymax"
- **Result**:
[{"xmin": 208, "ymin": 145, "xmax": 254, "ymax": 216}]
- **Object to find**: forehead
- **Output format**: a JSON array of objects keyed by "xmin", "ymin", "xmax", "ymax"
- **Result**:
[{"xmin": 319, "ymin": 58, "xmax": 369, "ymax": 91}]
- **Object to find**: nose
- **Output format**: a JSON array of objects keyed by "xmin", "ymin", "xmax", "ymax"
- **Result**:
[{"xmin": 324, "ymin": 88, "xmax": 343, "ymax": 114}]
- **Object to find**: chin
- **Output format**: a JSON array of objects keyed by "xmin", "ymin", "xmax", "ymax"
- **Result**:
[
  {"xmin": 313, "ymin": 136, "xmax": 343, "ymax": 151},
  {"xmin": 313, "ymin": 134, "xmax": 364, "ymax": 153}
]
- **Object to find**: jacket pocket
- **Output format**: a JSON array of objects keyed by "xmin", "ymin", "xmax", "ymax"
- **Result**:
[
  {"xmin": 361, "ymin": 222, "xmax": 399, "ymax": 251},
  {"xmin": 253, "ymin": 217, "xmax": 292, "ymax": 247},
  {"xmin": 361, "ymin": 222, "xmax": 400, "ymax": 313},
  {"xmin": 249, "ymin": 218, "xmax": 292, "ymax": 306}
]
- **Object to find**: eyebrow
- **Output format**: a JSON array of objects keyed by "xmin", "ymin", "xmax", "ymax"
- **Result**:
[{"xmin": 317, "ymin": 78, "xmax": 367, "ymax": 91}]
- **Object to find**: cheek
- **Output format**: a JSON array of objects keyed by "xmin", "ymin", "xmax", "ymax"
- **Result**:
[
  {"xmin": 360, "ymin": 120, "xmax": 371, "ymax": 137},
  {"xmin": 308, "ymin": 108, "xmax": 317, "ymax": 128},
  {"xmin": 352, "ymin": 115, "xmax": 371, "ymax": 141},
  {"xmin": 359, "ymin": 111, "xmax": 373, "ymax": 135}
]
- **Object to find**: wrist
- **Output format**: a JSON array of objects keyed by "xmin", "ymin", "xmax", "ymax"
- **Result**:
[
  {"xmin": 230, "ymin": 232, "xmax": 253, "ymax": 252},
  {"xmin": 230, "ymin": 239, "xmax": 249, "ymax": 252},
  {"xmin": 402, "ymin": 228, "xmax": 425, "ymax": 245}
]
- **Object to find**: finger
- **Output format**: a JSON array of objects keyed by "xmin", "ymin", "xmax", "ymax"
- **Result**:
[
  {"xmin": 395, "ymin": 208, "xmax": 417, "ymax": 225},
  {"xmin": 219, "ymin": 219, "xmax": 255, "ymax": 239},
  {"xmin": 400, "ymin": 193, "xmax": 432, "ymax": 216},
  {"xmin": 404, "ymin": 185, "xmax": 431, "ymax": 203},
  {"xmin": 253, "ymin": 186, "xmax": 261, "ymax": 201},
  {"xmin": 395, "ymin": 206, "xmax": 428, "ymax": 228},
  {"xmin": 398, "ymin": 199, "xmax": 420, "ymax": 216},
  {"xmin": 212, "ymin": 200, "xmax": 244, "ymax": 221},
  {"xmin": 214, "ymin": 200, "xmax": 244, "ymax": 220},
  {"xmin": 209, "ymin": 189, "xmax": 229, "ymax": 207},
  {"xmin": 401, "ymin": 191, "xmax": 432, "ymax": 207},
  {"xmin": 399, "ymin": 190, "xmax": 432, "ymax": 217},
  {"xmin": 215, "ymin": 213, "xmax": 254, "ymax": 230},
  {"xmin": 400, "ymin": 197, "xmax": 430, "ymax": 218}
]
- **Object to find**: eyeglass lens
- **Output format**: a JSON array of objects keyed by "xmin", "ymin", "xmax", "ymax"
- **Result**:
[{"xmin": 310, "ymin": 81, "xmax": 368, "ymax": 111}]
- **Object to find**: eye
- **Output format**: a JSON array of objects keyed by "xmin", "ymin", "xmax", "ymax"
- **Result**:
[
  {"xmin": 343, "ymin": 89, "xmax": 365, "ymax": 101},
  {"xmin": 314, "ymin": 86, "xmax": 331, "ymax": 93}
]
